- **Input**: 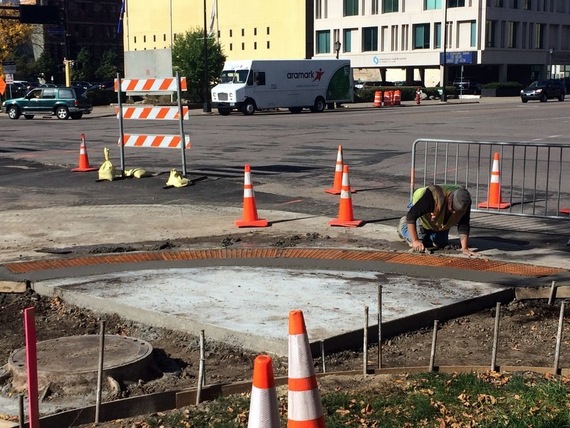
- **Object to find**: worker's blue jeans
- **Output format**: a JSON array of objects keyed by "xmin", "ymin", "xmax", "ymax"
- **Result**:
[{"xmin": 398, "ymin": 218, "xmax": 449, "ymax": 248}]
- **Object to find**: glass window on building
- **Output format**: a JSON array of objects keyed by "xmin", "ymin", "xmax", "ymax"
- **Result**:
[
  {"xmin": 372, "ymin": 0, "xmax": 379, "ymax": 14},
  {"xmin": 362, "ymin": 27, "xmax": 378, "ymax": 51},
  {"xmin": 344, "ymin": 0, "xmax": 358, "ymax": 16},
  {"xmin": 343, "ymin": 29, "xmax": 354, "ymax": 52},
  {"xmin": 534, "ymin": 23, "xmax": 544, "ymax": 48},
  {"xmin": 425, "ymin": 0, "xmax": 442, "ymax": 9},
  {"xmin": 449, "ymin": 0, "xmax": 465, "ymax": 6},
  {"xmin": 434, "ymin": 22, "xmax": 442, "ymax": 48},
  {"xmin": 507, "ymin": 21, "xmax": 517, "ymax": 47},
  {"xmin": 382, "ymin": 0, "xmax": 398, "ymax": 13},
  {"xmin": 470, "ymin": 21, "xmax": 477, "ymax": 47},
  {"xmin": 317, "ymin": 30, "xmax": 331, "ymax": 53},
  {"xmin": 316, "ymin": 0, "xmax": 328, "ymax": 19},
  {"xmin": 413, "ymin": 23, "xmax": 430, "ymax": 49},
  {"xmin": 485, "ymin": 20, "xmax": 496, "ymax": 47},
  {"xmin": 523, "ymin": 0, "xmax": 530, "ymax": 9}
]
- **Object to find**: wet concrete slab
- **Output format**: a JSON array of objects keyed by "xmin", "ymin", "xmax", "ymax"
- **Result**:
[{"xmin": 35, "ymin": 266, "xmax": 510, "ymax": 356}]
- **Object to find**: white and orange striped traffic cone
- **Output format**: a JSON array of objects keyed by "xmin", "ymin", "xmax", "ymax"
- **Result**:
[
  {"xmin": 235, "ymin": 164, "xmax": 269, "ymax": 228},
  {"xmin": 329, "ymin": 165, "xmax": 364, "ymax": 227},
  {"xmin": 325, "ymin": 145, "xmax": 355, "ymax": 194},
  {"xmin": 288, "ymin": 309, "xmax": 325, "ymax": 428},
  {"xmin": 478, "ymin": 152, "xmax": 511, "ymax": 209},
  {"xmin": 71, "ymin": 134, "xmax": 98, "ymax": 172},
  {"xmin": 248, "ymin": 355, "xmax": 280, "ymax": 428}
]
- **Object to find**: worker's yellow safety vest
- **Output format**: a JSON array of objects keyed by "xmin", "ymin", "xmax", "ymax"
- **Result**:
[{"xmin": 412, "ymin": 185, "xmax": 465, "ymax": 232}]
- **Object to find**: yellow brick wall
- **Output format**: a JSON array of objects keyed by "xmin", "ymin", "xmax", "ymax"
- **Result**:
[{"xmin": 124, "ymin": 0, "xmax": 309, "ymax": 60}]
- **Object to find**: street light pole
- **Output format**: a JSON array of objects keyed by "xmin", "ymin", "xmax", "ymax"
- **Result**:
[
  {"xmin": 334, "ymin": 41, "xmax": 341, "ymax": 59},
  {"xmin": 203, "ymin": 0, "xmax": 211, "ymax": 112},
  {"xmin": 549, "ymin": 49, "xmax": 554, "ymax": 79},
  {"xmin": 441, "ymin": 0, "xmax": 448, "ymax": 102}
]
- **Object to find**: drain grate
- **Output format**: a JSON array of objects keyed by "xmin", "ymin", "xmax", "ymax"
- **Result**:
[{"xmin": 3, "ymin": 248, "xmax": 564, "ymax": 277}]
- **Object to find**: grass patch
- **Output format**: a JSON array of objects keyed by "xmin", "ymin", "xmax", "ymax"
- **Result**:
[{"xmin": 138, "ymin": 371, "xmax": 570, "ymax": 427}]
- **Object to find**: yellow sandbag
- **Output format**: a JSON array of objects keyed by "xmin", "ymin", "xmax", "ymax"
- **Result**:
[
  {"xmin": 124, "ymin": 168, "xmax": 150, "ymax": 178},
  {"xmin": 166, "ymin": 169, "xmax": 189, "ymax": 187},
  {"xmin": 98, "ymin": 147, "xmax": 115, "ymax": 181}
]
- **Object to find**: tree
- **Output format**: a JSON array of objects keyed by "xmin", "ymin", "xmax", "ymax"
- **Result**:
[
  {"xmin": 0, "ymin": 15, "xmax": 34, "ymax": 75},
  {"xmin": 171, "ymin": 29, "xmax": 226, "ymax": 103},
  {"xmin": 95, "ymin": 49, "xmax": 119, "ymax": 80},
  {"xmin": 72, "ymin": 47, "xmax": 96, "ymax": 82},
  {"xmin": 30, "ymin": 51, "xmax": 58, "ymax": 83}
]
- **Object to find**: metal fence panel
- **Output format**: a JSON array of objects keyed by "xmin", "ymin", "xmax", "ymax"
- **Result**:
[{"xmin": 411, "ymin": 139, "xmax": 570, "ymax": 219}]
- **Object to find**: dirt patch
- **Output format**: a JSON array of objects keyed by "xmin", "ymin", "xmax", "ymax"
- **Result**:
[{"xmin": 1, "ymin": 286, "xmax": 569, "ymax": 426}]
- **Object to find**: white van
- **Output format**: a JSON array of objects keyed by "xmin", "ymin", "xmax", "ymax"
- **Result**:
[{"xmin": 211, "ymin": 59, "xmax": 353, "ymax": 115}]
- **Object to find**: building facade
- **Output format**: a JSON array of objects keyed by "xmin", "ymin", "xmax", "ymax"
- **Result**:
[
  {"xmin": 314, "ymin": 0, "xmax": 570, "ymax": 86},
  {"xmin": 123, "ymin": 0, "xmax": 313, "ymax": 60}
]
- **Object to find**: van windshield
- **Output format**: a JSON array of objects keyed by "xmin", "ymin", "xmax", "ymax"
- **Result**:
[{"xmin": 219, "ymin": 69, "xmax": 249, "ymax": 84}]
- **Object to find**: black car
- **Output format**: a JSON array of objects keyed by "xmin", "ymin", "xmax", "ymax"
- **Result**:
[
  {"xmin": 453, "ymin": 79, "xmax": 482, "ymax": 95},
  {"xmin": 520, "ymin": 79, "xmax": 565, "ymax": 103}
]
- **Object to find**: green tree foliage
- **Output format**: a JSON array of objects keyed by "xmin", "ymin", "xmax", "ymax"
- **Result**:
[
  {"xmin": 172, "ymin": 28, "xmax": 226, "ymax": 103},
  {"xmin": 95, "ymin": 49, "xmax": 120, "ymax": 80},
  {"xmin": 72, "ymin": 47, "xmax": 96, "ymax": 82},
  {"xmin": 0, "ymin": 13, "xmax": 33, "ymax": 75},
  {"xmin": 30, "ymin": 51, "xmax": 58, "ymax": 83}
]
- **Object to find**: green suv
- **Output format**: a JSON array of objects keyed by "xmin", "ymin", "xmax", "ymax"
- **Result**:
[{"xmin": 2, "ymin": 87, "xmax": 93, "ymax": 120}]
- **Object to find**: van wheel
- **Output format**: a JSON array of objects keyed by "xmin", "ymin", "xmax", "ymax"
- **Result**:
[
  {"xmin": 310, "ymin": 97, "xmax": 326, "ymax": 113},
  {"xmin": 55, "ymin": 106, "xmax": 69, "ymax": 119},
  {"xmin": 218, "ymin": 108, "xmax": 231, "ymax": 116},
  {"xmin": 70, "ymin": 113, "xmax": 83, "ymax": 119},
  {"xmin": 7, "ymin": 106, "xmax": 20, "ymax": 120},
  {"xmin": 24, "ymin": 115, "xmax": 34, "ymax": 120},
  {"xmin": 289, "ymin": 107, "xmax": 302, "ymax": 114},
  {"xmin": 242, "ymin": 100, "xmax": 256, "ymax": 115},
  {"xmin": 540, "ymin": 94, "xmax": 548, "ymax": 102},
  {"xmin": 559, "ymin": 93, "xmax": 565, "ymax": 102}
]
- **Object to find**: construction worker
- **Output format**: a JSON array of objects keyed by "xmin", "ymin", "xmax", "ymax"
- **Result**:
[{"xmin": 398, "ymin": 184, "xmax": 477, "ymax": 256}]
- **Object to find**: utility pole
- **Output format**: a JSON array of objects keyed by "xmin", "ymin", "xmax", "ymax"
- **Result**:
[
  {"xmin": 441, "ymin": 0, "xmax": 448, "ymax": 103},
  {"xmin": 202, "ymin": 0, "xmax": 211, "ymax": 112}
]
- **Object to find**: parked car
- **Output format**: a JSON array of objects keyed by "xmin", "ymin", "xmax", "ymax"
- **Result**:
[
  {"xmin": 96, "ymin": 81, "xmax": 115, "ymax": 90},
  {"xmin": 520, "ymin": 79, "xmax": 565, "ymax": 103},
  {"xmin": 453, "ymin": 78, "xmax": 482, "ymax": 95},
  {"xmin": 71, "ymin": 80, "xmax": 93, "ymax": 89},
  {"xmin": 2, "ymin": 86, "xmax": 93, "ymax": 120}
]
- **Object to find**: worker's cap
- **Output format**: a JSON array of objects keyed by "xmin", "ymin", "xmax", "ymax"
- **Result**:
[{"xmin": 452, "ymin": 188, "xmax": 471, "ymax": 212}]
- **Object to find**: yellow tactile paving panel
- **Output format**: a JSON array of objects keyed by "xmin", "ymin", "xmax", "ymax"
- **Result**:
[{"xmin": 2, "ymin": 248, "xmax": 565, "ymax": 278}]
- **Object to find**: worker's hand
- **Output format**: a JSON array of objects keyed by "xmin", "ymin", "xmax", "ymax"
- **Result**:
[{"xmin": 412, "ymin": 240, "xmax": 425, "ymax": 253}]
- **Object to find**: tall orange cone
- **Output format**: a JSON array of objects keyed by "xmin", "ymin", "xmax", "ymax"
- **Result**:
[
  {"xmin": 235, "ymin": 164, "xmax": 269, "ymax": 228},
  {"xmin": 71, "ymin": 134, "xmax": 98, "ymax": 172},
  {"xmin": 325, "ymin": 145, "xmax": 355, "ymax": 194},
  {"xmin": 329, "ymin": 165, "xmax": 364, "ymax": 227},
  {"xmin": 247, "ymin": 355, "xmax": 280, "ymax": 428},
  {"xmin": 288, "ymin": 310, "xmax": 325, "ymax": 428},
  {"xmin": 478, "ymin": 152, "xmax": 511, "ymax": 209}
]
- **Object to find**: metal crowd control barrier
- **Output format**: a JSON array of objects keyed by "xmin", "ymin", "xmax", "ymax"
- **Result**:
[
  {"xmin": 115, "ymin": 72, "xmax": 190, "ymax": 176},
  {"xmin": 410, "ymin": 139, "xmax": 570, "ymax": 219}
]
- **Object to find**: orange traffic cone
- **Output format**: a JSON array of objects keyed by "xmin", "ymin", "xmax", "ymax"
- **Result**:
[
  {"xmin": 373, "ymin": 90, "xmax": 382, "ymax": 107},
  {"xmin": 288, "ymin": 310, "xmax": 325, "ymax": 428},
  {"xmin": 325, "ymin": 146, "xmax": 355, "ymax": 195},
  {"xmin": 235, "ymin": 164, "xmax": 269, "ymax": 228},
  {"xmin": 329, "ymin": 165, "xmax": 364, "ymax": 227},
  {"xmin": 71, "ymin": 134, "xmax": 98, "ymax": 172},
  {"xmin": 247, "ymin": 355, "xmax": 280, "ymax": 428},
  {"xmin": 393, "ymin": 89, "xmax": 401, "ymax": 105},
  {"xmin": 478, "ymin": 152, "xmax": 511, "ymax": 209}
]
